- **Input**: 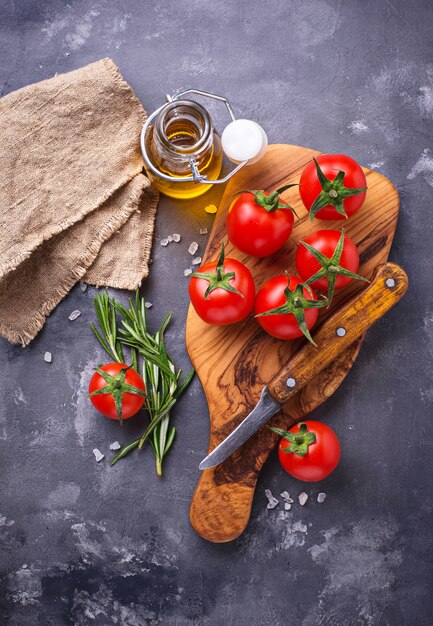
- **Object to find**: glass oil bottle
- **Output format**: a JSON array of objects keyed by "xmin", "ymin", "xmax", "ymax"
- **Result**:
[{"xmin": 145, "ymin": 100, "xmax": 223, "ymax": 199}]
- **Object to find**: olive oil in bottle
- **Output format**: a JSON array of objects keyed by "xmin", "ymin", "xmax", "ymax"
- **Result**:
[{"xmin": 145, "ymin": 100, "xmax": 223, "ymax": 199}]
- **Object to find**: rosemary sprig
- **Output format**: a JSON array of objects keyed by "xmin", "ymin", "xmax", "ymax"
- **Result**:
[
  {"xmin": 91, "ymin": 291, "xmax": 194, "ymax": 476},
  {"xmin": 90, "ymin": 290, "xmax": 125, "ymax": 363}
]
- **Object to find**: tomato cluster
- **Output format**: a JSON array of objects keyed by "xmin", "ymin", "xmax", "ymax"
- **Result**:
[
  {"xmin": 189, "ymin": 153, "xmax": 368, "ymax": 345},
  {"xmin": 189, "ymin": 153, "xmax": 368, "ymax": 482}
]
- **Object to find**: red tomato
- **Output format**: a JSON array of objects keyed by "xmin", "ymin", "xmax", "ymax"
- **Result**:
[
  {"xmin": 226, "ymin": 187, "xmax": 297, "ymax": 257},
  {"xmin": 300, "ymin": 154, "xmax": 367, "ymax": 220},
  {"xmin": 274, "ymin": 421, "xmax": 341, "ymax": 482},
  {"xmin": 254, "ymin": 275, "xmax": 321, "ymax": 341},
  {"xmin": 89, "ymin": 363, "xmax": 146, "ymax": 421},
  {"xmin": 296, "ymin": 230, "xmax": 360, "ymax": 291},
  {"xmin": 189, "ymin": 244, "xmax": 255, "ymax": 325}
]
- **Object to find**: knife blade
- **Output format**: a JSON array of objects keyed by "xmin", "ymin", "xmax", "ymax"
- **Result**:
[
  {"xmin": 199, "ymin": 262, "xmax": 408, "ymax": 471},
  {"xmin": 198, "ymin": 386, "xmax": 281, "ymax": 470}
]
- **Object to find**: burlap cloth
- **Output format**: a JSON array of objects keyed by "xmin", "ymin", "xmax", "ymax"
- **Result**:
[{"xmin": 0, "ymin": 58, "xmax": 158, "ymax": 346}]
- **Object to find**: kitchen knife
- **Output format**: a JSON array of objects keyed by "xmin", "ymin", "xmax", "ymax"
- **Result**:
[{"xmin": 199, "ymin": 262, "xmax": 408, "ymax": 470}]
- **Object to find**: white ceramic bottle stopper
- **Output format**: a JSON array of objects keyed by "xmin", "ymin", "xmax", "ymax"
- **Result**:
[{"xmin": 221, "ymin": 119, "xmax": 268, "ymax": 165}]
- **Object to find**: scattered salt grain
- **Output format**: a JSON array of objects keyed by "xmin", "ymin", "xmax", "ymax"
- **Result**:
[
  {"xmin": 172, "ymin": 233, "xmax": 181, "ymax": 242},
  {"xmin": 192, "ymin": 257, "xmax": 202, "ymax": 266},
  {"xmin": 317, "ymin": 492, "xmax": 326, "ymax": 503},
  {"xmin": 298, "ymin": 492, "xmax": 308, "ymax": 506},
  {"xmin": 44, "ymin": 351, "xmax": 52, "ymax": 363},
  {"xmin": 80, "ymin": 283, "xmax": 87, "ymax": 292},
  {"xmin": 68, "ymin": 310, "xmax": 81, "ymax": 321},
  {"xmin": 199, "ymin": 228, "xmax": 208, "ymax": 235},
  {"xmin": 92, "ymin": 448, "xmax": 104, "ymax": 462},
  {"xmin": 167, "ymin": 235, "xmax": 173, "ymax": 243},
  {"xmin": 188, "ymin": 242, "xmax": 199, "ymax": 255},
  {"xmin": 109, "ymin": 441, "xmax": 121, "ymax": 451},
  {"xmin": 145, "ymin": 302, "xmax": 152, "ymax": 309},
  {"xmin": 184, "ymin": 268, "xmax": 192, "ymax": 277},
  {"xmin": 160, "ymin": 239, "xmax": 169, "ymax": 247},
  {"xmin": 265, "ymin": 489, "xmax": 279, "ymax": 510},
  {"xmin": 280, "ymin": 491, "xmax": 294, "ymax": 510}
]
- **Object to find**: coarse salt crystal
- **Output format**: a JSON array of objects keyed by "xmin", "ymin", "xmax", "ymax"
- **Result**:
[
  {"xmin": 68, "ymin": 310, "xmax": 81, "ymax": 321},
  {"xmin": 199, "ymin": 228, "xmax": 208, "ymax": 235},
  {"xmin": 160, "ymin": 239, "xmax": 169, "ymax": 247},
  {"xmin": 298, "ymin": 492, "xmax": 309, "ymax": 506},
  {"xmin": 280, "ymin": 491, "xmax": 293, "ymax": 510},
  {"xmin": 172, "ymin": 233, "xmax": 181, "ymax": 242},
  {"xmin": 188, "ymin": 242, "xmax": 199, "ymax": 255},
  {"xmin": 317, "ymin": 492, "xmax": 326, "ymax": 503},
  {"xmin": 280, "ymin": 491, "xmax": 293, "ymax": 502},
  {"xmin": 184, "ymin": 268, "xmax": 192, "ymax": 276},
  {"xmin": 80, "ymin": 283, "xmax": 87, "ymax": 292},
  {"xmin": 167, "ymin": 235, "xmax": 173, "ymax": 243},
  {"xmin": 92, "ymin": 448, "xmax": 104, "ymax": 462},
  {"xmin": 109, "ymin": 441, "xmax": 121, "ymax": 451},
  {"xmin": 192, "ymin": 257, "xmax": 202, "ymax": 266},
  {"xmin": 265, "ymin": 488, "xmax": 279, "ymax": 510},
  {"xmin": 145, "ymin": 302, "xmax": 152, "ymax": 309},
  {"xmin": 44, "ymin": 351, "xmax": 52, "ymax": 363}
]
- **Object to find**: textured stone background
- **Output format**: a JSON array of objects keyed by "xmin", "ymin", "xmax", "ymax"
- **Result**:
[{"xmin": 1, "ymin": 1, "xmax": 432, "ymax": 624}]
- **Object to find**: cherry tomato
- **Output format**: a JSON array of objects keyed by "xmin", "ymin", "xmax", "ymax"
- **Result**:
[
  {"xmin": 300, "ymin": 154, "xmax": 367, "ymax": 221},
  {"xmin": 189, "ymin": 243, "xmax": 255, "ymax": 325},
  {"xmin": 296, "ymin": 229, "xmax": 361, "ymax": 291},
  {"xmin": 89, "ymin": 363, "xmax": 146, "ymax": 421},
  {"xmin": 273, "ymin": 421, "xmax": 340, "ymax": 482},
  {"xmin": 254, "ymin": 275, "xmax": 324, "ymax": 343},
  {"xmin": 226, "ymin": 186, "xmax": 297, "ymax": 257}
]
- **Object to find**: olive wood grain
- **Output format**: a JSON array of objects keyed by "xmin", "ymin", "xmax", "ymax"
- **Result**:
[
  {"xmin": 187, "ymin": 144, "xmax": 400, "ymax": 543},
  {"xmin": 268, "ymin": 263, "xmax": 408, "ymax": 403}
]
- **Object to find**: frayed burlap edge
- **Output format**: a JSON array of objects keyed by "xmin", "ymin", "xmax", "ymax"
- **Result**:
[
  {"xmin": 84, "ymin": 184, "xmax": 159, "ymax": 290},
  {"xmin": 0, "ymin": 180, "xmax": 146, "ymax": 346}
]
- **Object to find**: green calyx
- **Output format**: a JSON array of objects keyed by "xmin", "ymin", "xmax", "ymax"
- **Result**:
[
  {"xmin": 255, "ymin": 279, "xmax": 328, "ymax": 346},
  {"xmin": 191, "ymin": 242, "xmax": 244, "ymax": 299},
  {"xmin": 270, "ymin": 423, "xmax": 316, "ymax": 456},
  {"xmin": 309, "ymin": 158, "xmax": 367, "ymax": 221},
  {"xmin": 240, "ymin": 184, "xmax": 299, "ymax": 215},
  {"xmin": 89, "ymin": 365, "xmax": 146, "ymax": 424},
  {"xmin": 302, "ymin": 229, "xmax": 369, "ymax": 304}
]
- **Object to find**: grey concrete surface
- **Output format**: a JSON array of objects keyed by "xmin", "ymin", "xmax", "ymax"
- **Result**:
[{"xmin": 1, "ymin": 0, "xmax": 432, "ymax": 624}]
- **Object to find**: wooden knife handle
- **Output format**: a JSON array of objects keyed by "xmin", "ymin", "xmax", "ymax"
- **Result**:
[{"xmin": 268, "ymin": 262, "xmax": 408, "ymax": 404}]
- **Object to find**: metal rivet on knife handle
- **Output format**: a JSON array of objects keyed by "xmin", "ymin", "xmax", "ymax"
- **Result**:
[
  {"xmin": 286, "ymin": 377, "xmax": 296, "ymax": 388},
  {"xmin": 266, "ymin": 263, "xmax": 408, "ymax": 405}
]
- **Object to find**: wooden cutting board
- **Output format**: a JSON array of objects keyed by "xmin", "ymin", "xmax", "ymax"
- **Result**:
[{"xmin": 186, "ymin": 144, "xmax": 399, "ymax": 543}]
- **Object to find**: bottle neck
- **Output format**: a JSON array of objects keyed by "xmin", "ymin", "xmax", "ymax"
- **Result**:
[{"xmin": 153, "ymin": 100, "xmax": 214, "ymax": 168}]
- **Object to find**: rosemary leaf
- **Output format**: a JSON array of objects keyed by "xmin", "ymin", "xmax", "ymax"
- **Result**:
[
  {"xmin": 110, "ymin": 438, "xmax": 140, "ymax": 465},
  {"xmin": 175, "ymin": 367, "xmax": 195, "ymax": 398}
]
